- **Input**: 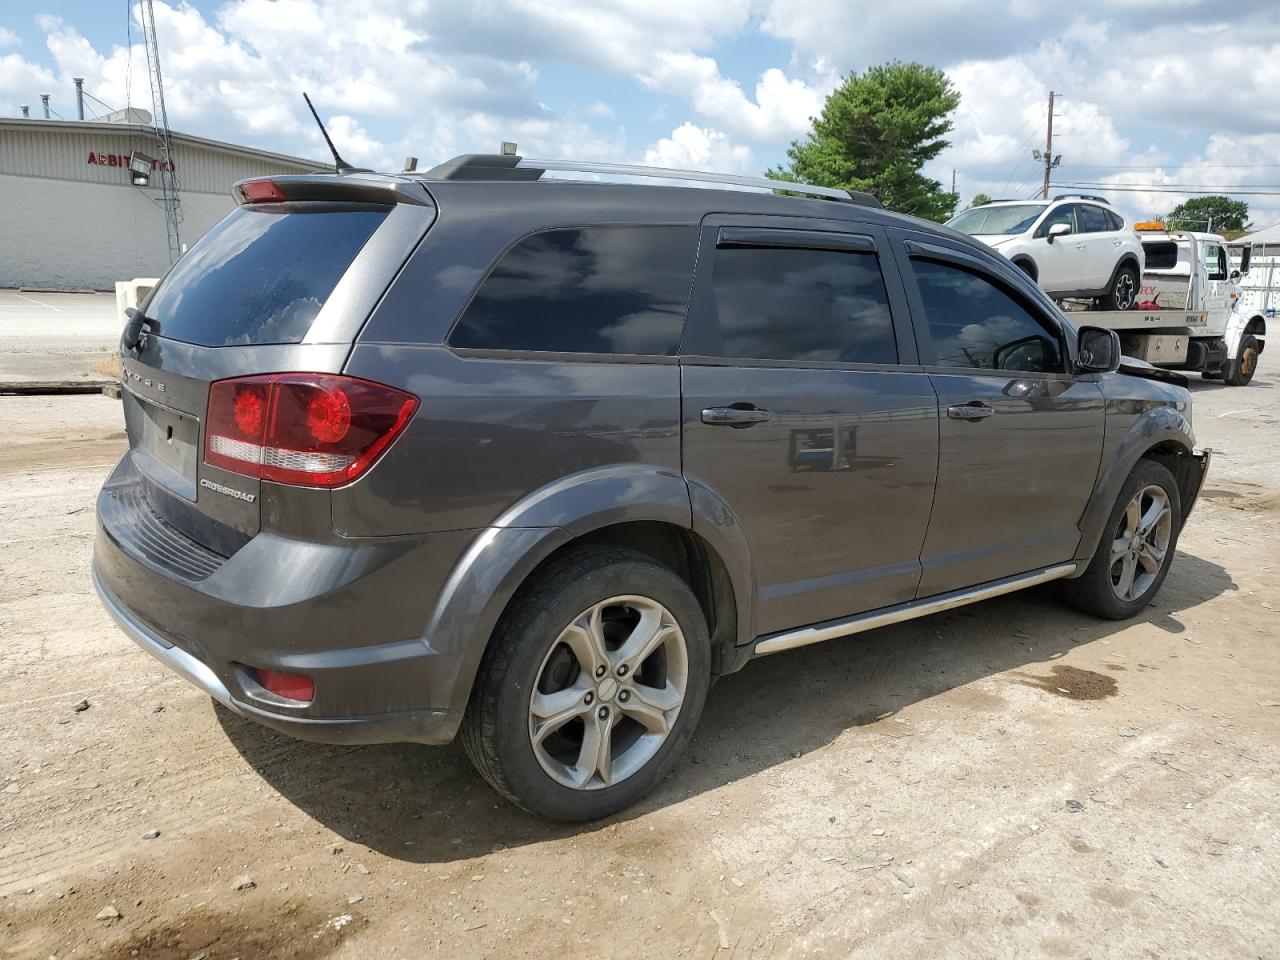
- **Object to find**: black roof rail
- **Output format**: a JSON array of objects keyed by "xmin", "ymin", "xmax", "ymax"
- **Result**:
[
  {"xmin": 419, "ymin": 154, "xmax": 883, "ymax": 208},
  {"xmin": 424, "ymin": 154, "xmax": 544, "ymax": 181},
  {"xmin": 1053, "ymin": 193, "xmax": 1110, "ymax": 203}
]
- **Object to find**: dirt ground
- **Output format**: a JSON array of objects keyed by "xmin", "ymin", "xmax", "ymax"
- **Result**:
[{"xmin": 1, "ymin": 370, "xmax": 1278, "ymax": 960}]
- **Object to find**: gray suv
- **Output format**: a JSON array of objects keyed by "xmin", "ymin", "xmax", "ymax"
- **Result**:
[{"xmin": 94, "ymin": 155, "xmax": 1210, "ymax": 821}]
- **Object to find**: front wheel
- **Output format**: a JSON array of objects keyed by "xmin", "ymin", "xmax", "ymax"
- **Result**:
[
  {"xmin": 1101, "ymin": 263, "xmax": 1139, "ymax": 311},
  {"xmin": 461, "ymin": 546, "xmax": 711, "ymax": 821},
  {"xmin": 1223, "ymin": 334, "xmax": 1260, "ymax": 386},
  {"xmin": 1061, "ymin": 459, "xmax": 1182, "ymax": 619}
]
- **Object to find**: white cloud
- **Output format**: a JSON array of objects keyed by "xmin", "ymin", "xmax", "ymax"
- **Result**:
[
  {"xmin": 643, "ymin": 122, "xmax": 754, "ymax": 174},
  {"xmin": 6, "ymin": 0, "xmax": 1280, "ymax": 228},
  {"xmin": 640, "ymin": 53, "xmax": 828, "ymax": 145}
]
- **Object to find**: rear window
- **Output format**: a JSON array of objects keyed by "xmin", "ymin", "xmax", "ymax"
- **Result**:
[
  {"xmin": 1143, "ymin": 241, "xmax": 1180, "ymax": 271},
  {"xmin": 448, "ymin": 226, "xmax": 697, "ymax": 355},
  {"xmin": 144, "ymin": 204, "xmax": 389, "ymax": 347}
]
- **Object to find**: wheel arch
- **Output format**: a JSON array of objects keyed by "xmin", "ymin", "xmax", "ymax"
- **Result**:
[
  {"xmin": 424, "ymin": 465, "xmax": 755, "ymax": 738},
  {"xmin": 1225, "ymin": 310, "xmax": 1266, "ymax": 358},
  {"xmin": 1010, "ymin": 255, "xmax": 1038, "ymax": 281},
  {"xmin": 1072, "ymin": 408, "xmax": 1200, "ymax": 568}
]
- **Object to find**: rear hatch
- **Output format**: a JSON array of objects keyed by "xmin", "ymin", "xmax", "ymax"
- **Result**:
[{"xmin": 117, "ymin": 175, "xmax": 435, "ymax": 556}]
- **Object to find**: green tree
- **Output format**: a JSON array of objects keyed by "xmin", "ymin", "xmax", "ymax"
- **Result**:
[
  {"xmin": 768, "ymin": 61, "xmax": 961, "ymax": 221},
  {"xmin": 1166, "ymin": 196, "xmax": 1249, "ymax": 235},
  {"xmin": 969, "ymin": 192, "xmax": 992, "ymax": 208}
]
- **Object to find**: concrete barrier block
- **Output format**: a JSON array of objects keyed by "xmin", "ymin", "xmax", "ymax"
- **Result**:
[{"xmin": 114, "ymin": 278, "xmax": 160, "ymax": 327}]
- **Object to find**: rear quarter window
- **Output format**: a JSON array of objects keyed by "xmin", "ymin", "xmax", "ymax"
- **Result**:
[
  {"xmin": 145, "ymin": 203, "xmax": 389, "ymax": 347},
  {"xmin": 448, "ymin": 226, "xmax": 698, "ymax": 356}
]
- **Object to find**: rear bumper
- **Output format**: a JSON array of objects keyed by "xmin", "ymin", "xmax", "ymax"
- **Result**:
[
  {"xmin": 92, "ymin": 457, "xmax": 480, "ymax": 745},
  {"xmin": 92, "ymin": 566, "xmax": 451, "ymax": 744}
]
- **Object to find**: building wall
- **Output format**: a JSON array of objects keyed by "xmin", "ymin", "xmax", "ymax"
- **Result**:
[
  {"xmin": 0, "ymin": 121, "xmax": 325, "ymax": 290},
  {"xmin": 0, "ymin": 173, "xmax": 234, "ymax": 290}
]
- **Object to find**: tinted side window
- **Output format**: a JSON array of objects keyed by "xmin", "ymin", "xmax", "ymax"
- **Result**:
[
  {"xmin": 1077, "ymin": 205, "xmax": 1110, "ymax": 233},
  {"xmin": 450, "ymin": 226, "xmax": 697, "ymax": 355},
  {"xmin": 912, "ymin": 259, "xmax": 1063, "ymax": 373},
  {"xmin": 706, "ymin": 246, "xmax": 898, "ymax": 363},
  {"xmin": 1105, "ymin": 210, "xmax": 1125, "ymax": 231}
]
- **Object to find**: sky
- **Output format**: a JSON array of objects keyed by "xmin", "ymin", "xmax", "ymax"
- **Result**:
[{"xmin": 4, "ymin": 0, "xmax": 1280, "ymax": 230}]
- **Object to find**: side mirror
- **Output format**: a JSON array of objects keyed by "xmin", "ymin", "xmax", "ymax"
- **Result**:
[
  {"xmin": 1076, "ymin": 326, "xmax": 1121, "ymax": 374},
  {"xmin": 1230, "ymin": 269, "xmax": 1242, "ymax": 281},
  {"xmin": 1046, "ymin": 222, "xmax": 1071, "ymax": 244}
]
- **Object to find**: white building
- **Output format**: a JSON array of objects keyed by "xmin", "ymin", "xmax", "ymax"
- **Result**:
[
  {"xmin": 0, "ymin": 117, "xmax": 327, "ymax": 291},
  {"xmin": 1230, "ymin": 224, "xmax": 1280, "ymax": 317}
]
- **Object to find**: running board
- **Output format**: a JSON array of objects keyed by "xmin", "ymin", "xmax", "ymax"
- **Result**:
[{"xmin": 753, "ymin": 563, "xmax": 1080, "ymax": 657}]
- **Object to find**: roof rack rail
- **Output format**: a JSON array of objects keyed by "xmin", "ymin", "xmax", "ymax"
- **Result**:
[
  {"xmin": 1053, "ymin": 193, "xmax": 1110, "ymax": 203},
  {"xmin": 421, "ymin": 153, "xmax": 883, "ymax": 208}
]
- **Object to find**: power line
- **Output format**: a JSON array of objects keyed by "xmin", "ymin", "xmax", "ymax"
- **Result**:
[
  {"xmin": 1056, "ymin": 182, "xmax": 1280, "ymax": 196},
  {"xmin": 1062, "ymin": 179, "xmax": 1280, "ymax": 190},
  {"xmin": 1067, "ymin": 162, "xmax": 1280, "ymax": 171}
]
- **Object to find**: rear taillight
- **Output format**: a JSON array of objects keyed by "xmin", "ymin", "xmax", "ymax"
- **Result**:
[{"xmin": 204, "ymin": 373, "xmax": 418, "ymax": 488}]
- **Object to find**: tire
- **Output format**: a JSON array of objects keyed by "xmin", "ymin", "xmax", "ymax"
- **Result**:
[
  {"xmin": 1013, "ymin": 258, "xmax": 1037, "ymax": 281},
  {"xmin": 1223, "ymin": 334, "xmax": 1260, "ymax": 386},
  {"xmin": 1060, "ymin": 459, "xmax": 1182, "ymax": 620},
  {"xmin": 1101, "ymin": 263, "xmax": 1139, "ymax": 311},
  {"xmin": 461, "ymin": 545, "xmax": 711, "ymax": 821}
]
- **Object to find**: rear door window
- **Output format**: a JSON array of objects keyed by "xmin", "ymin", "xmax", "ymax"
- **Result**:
[
  {"xmin": 448, "ymin": 226, "xmax": 697, "ymax": 355},
  {"xmin": 1077, "ymin": 205, "xmax": 1110, "ymax": 234},
  {"xmin": 701, "ymin": 244, "xmax": 898, "ymax": 364},
  {"xmin": 145, "ymin": 204, "xmax": 389, "ymax": 346}
]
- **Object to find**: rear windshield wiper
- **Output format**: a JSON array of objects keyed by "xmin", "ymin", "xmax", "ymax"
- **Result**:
[{"xmin": 122, "ymin": 307, "xmax": 152, "ymax": 354}]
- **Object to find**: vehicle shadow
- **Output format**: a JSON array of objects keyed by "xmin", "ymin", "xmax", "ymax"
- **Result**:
[{"xmin": 217, "ymin": 549, "xmax": 1234, "ymax": 863}]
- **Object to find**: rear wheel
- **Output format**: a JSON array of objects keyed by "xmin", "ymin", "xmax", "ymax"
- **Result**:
[
  {"xmin": 1101, "ymin": 263, "xmax": 1139, "ymax": 311},
  {"xmin": 1223, "ymin": 334, "xmax": 1260, "ymax": 386},
  {"xmin": 1061, "ymin": 459, "xmax": 1182, "ymax": 619},
  {"xmin": 461, "ymin": 546, "xmax": 711, "ymax": 821}
]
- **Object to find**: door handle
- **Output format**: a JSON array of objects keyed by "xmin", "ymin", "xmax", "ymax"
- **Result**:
[
  {"xmin": 702, "ymin": 405, "xmax": 772, "ymax": 426},
  {"xmin": 947, "ymin": 401, "xmax": 995, "ymax": 421}
]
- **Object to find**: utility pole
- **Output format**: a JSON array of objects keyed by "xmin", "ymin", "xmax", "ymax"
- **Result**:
[
  {"xmin": 951, "ymin": 169, "xmax": 956, "ymax": 196},
  {"xmin": 1032, "ymin": 90, "xmax": 1062, "ymax": 199},
  {"xmin": 141, "ymin": 0, "xmax": 183, "ymax": 262},
  {"xmin": 74, "ymin": 78, "xmax": 85, "ymax": 120}
]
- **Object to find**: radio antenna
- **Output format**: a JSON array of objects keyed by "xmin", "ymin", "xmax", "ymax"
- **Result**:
[{"xmin": 303, "ymin": 92, "xmax": 356, "ymax": 174}]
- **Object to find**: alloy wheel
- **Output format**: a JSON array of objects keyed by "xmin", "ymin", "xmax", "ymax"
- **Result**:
[
  {"xmin": 1109, "ymin": 484, "xmax": 1172, "ymax": 601},
  {"xmin": 1114, "ymin": 270, "xmax": 1137, "ymax": 310},
  {"xmin": 528, "ymin": 596, "xmax": 688, "ymax": 790}
]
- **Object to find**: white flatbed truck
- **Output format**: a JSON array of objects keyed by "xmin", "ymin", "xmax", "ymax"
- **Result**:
[{"xmin": 1059, "ymin": 229, "xmax": 1267, "ymax": 386}]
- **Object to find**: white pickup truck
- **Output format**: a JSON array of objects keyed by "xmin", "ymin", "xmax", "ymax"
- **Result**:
[{"xmin": 1062, "ymin": 229, "xmax": 1267, "ymax": 386}]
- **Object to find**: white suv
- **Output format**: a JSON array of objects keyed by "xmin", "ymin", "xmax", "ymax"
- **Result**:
[{"xmin": 947, "ymin": 195, "xmax": 1144, "ymax": 310}]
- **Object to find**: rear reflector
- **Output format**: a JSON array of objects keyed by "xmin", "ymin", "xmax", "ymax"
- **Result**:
[
  {"xmin": 204, "ymin": 373, "xmax": 418, "ymax": 488},
  {"xmin": 252, "ymin": 668, "xmax": 315, "ymax": 703},
  {"xmin": 239, "ymin": 179, "xmax": 286, "ymax": 203}
]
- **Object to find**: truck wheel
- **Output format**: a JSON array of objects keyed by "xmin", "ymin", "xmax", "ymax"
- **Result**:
[
  {"xmin": 461, "ymin": 546, "xmax": 711, "ymax": 821},
  {"xmin": 1060, "ymin": 459, "xmax": 1182, "ymax": 620},
  {"xmin": 1101, "ymin": 264, "xmax": 1139, "ymax": 310},
  {"xmin": 1223, "ymin": 334, "xmax": 1260, "ymax": 386}
]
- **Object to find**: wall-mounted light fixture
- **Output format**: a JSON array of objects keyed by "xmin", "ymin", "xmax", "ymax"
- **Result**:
[{"xmin": 129, "ymin": 151, "xmax": 156, "ymax": 186}]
